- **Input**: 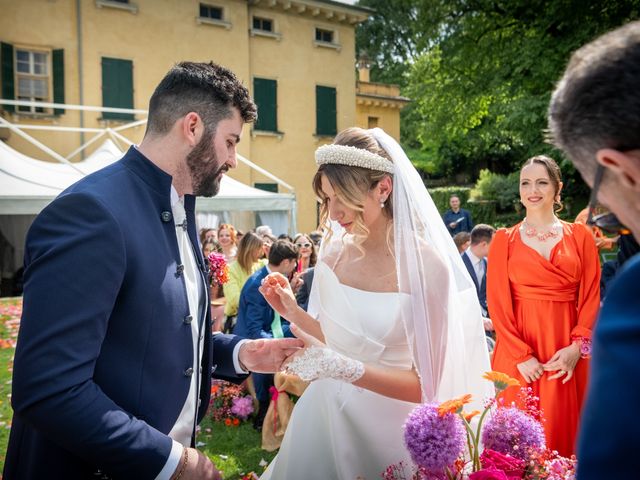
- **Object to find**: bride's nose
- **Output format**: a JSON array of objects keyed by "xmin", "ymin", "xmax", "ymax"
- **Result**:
[{"xmin": 328, "ymin": 204, "xmax": 342, "ymax": 222}]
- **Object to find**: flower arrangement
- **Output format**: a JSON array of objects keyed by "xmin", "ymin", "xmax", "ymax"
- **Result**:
[
  {"xmin": 382, "ymin": 371, "xmax": 576, "ymax": 480},
  {"xmin": 207, "ymin": 251, "xmax": 229, "ymax": 287},
  {"xmin": 210, "ymin": 379, "xmax": 254, "ymax": 426}
]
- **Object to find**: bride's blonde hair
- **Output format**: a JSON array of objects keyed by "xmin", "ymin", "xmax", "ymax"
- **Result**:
[{"xmin": 312, "ymin": 127, "xmax": 394, "ymax": 247}]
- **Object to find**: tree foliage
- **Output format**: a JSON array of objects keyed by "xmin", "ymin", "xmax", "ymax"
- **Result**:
[{"xmin": 356, "ymin": 0, "xmax": 640, "ymax": 184}]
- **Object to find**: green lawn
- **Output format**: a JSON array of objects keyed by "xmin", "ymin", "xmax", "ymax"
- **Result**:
[{"xmin": 0, "ymin": 297, "xmax": 275, "ymax": 478}]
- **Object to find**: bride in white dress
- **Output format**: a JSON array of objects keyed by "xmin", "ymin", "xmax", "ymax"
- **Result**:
[{"xmin": 259, "ymin": 127, "xmax": 493, "ymax": 479}]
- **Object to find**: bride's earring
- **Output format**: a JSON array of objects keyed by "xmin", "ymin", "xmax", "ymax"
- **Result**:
[{"xmin": 380, "ymin": 198, "xmax": 386, "ymax": 209}]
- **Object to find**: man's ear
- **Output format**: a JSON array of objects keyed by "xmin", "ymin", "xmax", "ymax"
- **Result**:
[
  {"xmin": 181, "ymin": 112, "xmax": 202, "ymax": 147},
  {"xmin": 596, "ymin": 148, "xmax": 640, "ymax": 191}
]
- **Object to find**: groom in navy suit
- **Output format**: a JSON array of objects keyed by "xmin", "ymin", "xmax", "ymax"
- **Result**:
[
  {"xmin": 233, "ymin": 239, "xmax": 299, "ymax": 429},
  {"xmin": 548, "ymin": 21, "xmax": 640, "ymax": 479},
  {"xmin": 461, "ymin": 224, "xmax": 495, "ymax": 333},
  {"xmin": 3, "ymin": 62, "xmax": 302, "ymax": 479}
]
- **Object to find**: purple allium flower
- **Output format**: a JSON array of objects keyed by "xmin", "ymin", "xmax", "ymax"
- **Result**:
[
  {"xmin": 403, "ymin": 403, "xmax": 465, "ymax": 475},
  {"xmin": 482, "ymin": 407, "xmax": 546, "ymax": 460},
  {"xmin": 230, "ymin": 395, "xmax": 254, "ymax": 420}
]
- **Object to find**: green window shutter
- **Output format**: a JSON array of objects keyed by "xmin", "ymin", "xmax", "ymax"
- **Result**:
[
  {"xmin": 316, "ymin": 85, "xmax": 336, "ymax": 136},
  {"xmin": 254, "ymin": 78, "xmax": 277, "ymax": 132},
  {"xmin": 254, "ymin": 182, "xmax": 278, "ymax": 193},
  {"xmin": 1, "ymin": 42, "xmax": 15, "ymax": 112},
  {"xmin": 52, "ymin": 49, "xmax": 65, "ymax": 115},
  {"xmin": 101, "ymin": 57, "xmax": 134, "ymax": 120}
]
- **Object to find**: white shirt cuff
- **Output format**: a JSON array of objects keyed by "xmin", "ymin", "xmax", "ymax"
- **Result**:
[
  {"xmin": 233, "ymin": 339, "xmax": 250, "ymax": 374},
  {"xmin": 154, "ymin": 440, "xmax": 183, "ymax": 480}
]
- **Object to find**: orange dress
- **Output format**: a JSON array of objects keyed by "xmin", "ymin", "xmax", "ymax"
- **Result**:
[{"xmin": 487, "ymin": 221, "xmax": 600, "ymax": 456}]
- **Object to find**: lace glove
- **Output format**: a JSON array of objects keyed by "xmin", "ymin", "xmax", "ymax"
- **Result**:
[{"xmin": 285, "ymin": 346, "xmax": 365, "ymax": 383}]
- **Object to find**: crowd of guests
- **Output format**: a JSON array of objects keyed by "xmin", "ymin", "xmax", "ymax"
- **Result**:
[{"xmin": 198, "ymin": 223, "xmax": 321, "ymax": 430}]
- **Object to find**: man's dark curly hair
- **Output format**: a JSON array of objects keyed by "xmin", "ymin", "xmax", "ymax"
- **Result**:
[{"xmin": 146, "ymin": 61, "xmax": 257, "ymax": 136}]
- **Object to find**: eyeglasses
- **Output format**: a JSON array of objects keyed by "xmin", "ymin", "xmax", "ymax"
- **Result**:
[
  {"xmin": 296, "ymin": 243, "xmax": 312, "ymax": 248},
  {"xmin": 586, "ymin": 164, "xmax": 631, "ymax": 235}
]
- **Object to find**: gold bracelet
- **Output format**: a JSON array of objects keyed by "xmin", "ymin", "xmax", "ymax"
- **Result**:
[{"xmin": 174, "ymin": 448, "xmax": 189, "ymax": 480}]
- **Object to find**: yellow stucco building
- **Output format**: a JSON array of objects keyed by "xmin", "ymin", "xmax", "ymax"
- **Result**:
[{"xmin": 0, "ymin": 0, "xmax": 406, "ymax": 234}]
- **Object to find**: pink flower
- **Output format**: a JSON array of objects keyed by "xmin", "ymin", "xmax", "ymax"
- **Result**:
[
  {"xmin": 480, "ymin": 449, "xmax": 525, "ymax": 479},
  {"xmin": 469, "ymin": 468, "xmax": 509, "ymax": 480},
  {"xmin": 230, "ymin": 395, "xmax": 254, "ymax": 420}
]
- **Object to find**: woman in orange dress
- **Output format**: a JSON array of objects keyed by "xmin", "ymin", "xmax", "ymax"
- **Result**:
[{"xmin": 487, "ymin": 155, "xmax": 600, "ymax": 456}]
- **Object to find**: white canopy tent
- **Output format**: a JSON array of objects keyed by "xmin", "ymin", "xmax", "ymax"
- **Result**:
[
  {"xmin": 0, "ymin": 99, "xmax": 297, "ymax": 294},
  {"xmin": 0, "ymin": 138, "xmax": 296, "ymax": 275}
]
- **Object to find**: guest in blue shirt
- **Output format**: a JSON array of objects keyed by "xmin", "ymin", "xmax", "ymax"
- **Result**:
[{"xmin": 443, "ymin": 195, "xmax": 474, "ymax": 236}]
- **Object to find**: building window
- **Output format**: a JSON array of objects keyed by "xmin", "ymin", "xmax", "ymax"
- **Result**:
[
  {"xmin": 253, "ymin": 16, "xmax": 273, "ymax": 32},
  {"xmin": 15, "ymin": 49, "xmax": 49, "ymax": 113},
  {"xmin": 315, "ymin": 28, "xmax": 334, "ymax": 43},
  {"xmin": 95, "ymin": 0, "xmax": 138, "ymax": 14},
  {"xmin": 101, "ymin": 57, "xmax": 134, "ymax": 121},
  {"xmin": 316, "ymin": 85, "xmax": 337, "ymax": 137},
  {"xmin": 253, "ymin": 78, "xmax": 278, "ymax": 133},
  {"xmin": 1, "ymin": 43, "xmax": 64, "ymax": 115},
  {"xmin": 368, "ymin": 116, "xmax": 379, "ymax": 129},
  {"xmin": 254, "ymin": 182, "xmax": 278, "ymax": 193},
  {"xmin": 200, "ymin": 3, "xmax": 223, "ymax": 20}
]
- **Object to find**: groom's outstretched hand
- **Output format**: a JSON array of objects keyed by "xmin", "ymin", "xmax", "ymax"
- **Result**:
[
  {"xmin": 239, "ymin": 337, "xmax": 304, "ymax": 373},
  {"xmin": 171, "ymin": 448, "xmax": 221, "ymax": 480}
]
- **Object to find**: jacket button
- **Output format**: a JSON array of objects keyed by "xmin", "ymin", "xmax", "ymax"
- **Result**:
[
  {"xmin": 161, "ymin": 211, "xmax": 172, "ymax": 223},
  {"xmin": 176, "ymin": 264, "xmax": 184, "ymax": 276},
  {"xmin": 183, "ymin": 315, "xmax": 193, "ymax": 324},
  {"xmin": 184, "ymin": 367, "xmax": 194, "ymax": 377}
]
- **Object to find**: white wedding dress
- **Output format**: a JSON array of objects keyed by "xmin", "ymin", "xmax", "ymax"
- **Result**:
[{"xmin": 261, "ymin": 261, "xmax": 419, "ymax": 480}]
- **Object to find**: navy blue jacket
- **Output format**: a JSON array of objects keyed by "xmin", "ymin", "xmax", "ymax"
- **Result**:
[
  {"xmin": 233, "ymin": 266, "xmax": 292, "ymax": 340},
  {"xmin": 4, "ymin": 147, "xmax": 245, "ymax": 479},
  {"xmin": 461, "ymin": 251, "xmax": 487, "ymax": 316},
  {"xmin": 577, "ymin": 253, "xmax": 640, "ymax": 479},
  {"xmin": 443, "ymin": 208, "xmax": 474, "ymax": 235}
]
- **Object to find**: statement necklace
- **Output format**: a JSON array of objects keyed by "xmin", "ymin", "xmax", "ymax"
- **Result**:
[{"xmin": 523, "ymin": 218, "xmax": 561, "ymax": 242}]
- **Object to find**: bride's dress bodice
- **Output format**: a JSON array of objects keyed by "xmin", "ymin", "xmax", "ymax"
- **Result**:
[
  {"xmin": 314, "ymin": 261, "xmax": 413, "ymax": 370},
  {"xmin": 261, "ymin": 261, "xmax": 418, "ymax": 480}
]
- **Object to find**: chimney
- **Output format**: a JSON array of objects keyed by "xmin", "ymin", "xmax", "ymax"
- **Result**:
[{"xmin": 357, "ymin": 53, "xmax": 371, "ymax": 83}]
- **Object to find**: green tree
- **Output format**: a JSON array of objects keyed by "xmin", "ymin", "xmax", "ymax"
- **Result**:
[{"xmin": 356, "ymin": 0, "xmax": 640, "ymax": 186}]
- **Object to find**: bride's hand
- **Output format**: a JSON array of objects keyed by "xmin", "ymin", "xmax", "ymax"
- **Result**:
[
  {"xmin": 259, "ymin": 272, "xmax": 299, "ymax": 319},
  {"xmin": 283, "ymin": 325, "xmax": 364, "ymax": 384}
]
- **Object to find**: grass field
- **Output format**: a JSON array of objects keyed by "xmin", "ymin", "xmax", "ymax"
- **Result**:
[{"xmin": 0, "ymin": 297, "xmax": 276, "ymax": 478}]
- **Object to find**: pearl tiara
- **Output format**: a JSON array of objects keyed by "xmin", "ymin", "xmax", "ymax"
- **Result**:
[{"xmin": 315, "ymin": 144, "xmax": 394, "ymax": 174}]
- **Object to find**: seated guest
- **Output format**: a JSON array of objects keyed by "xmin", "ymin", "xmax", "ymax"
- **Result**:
[
  {"xmin": 222, "ymin": 232, "xmax": 267, "ymax": 332},
  {"xmin": 295, "ymin": 267, "xmax": 315, "ymax": 311},
  {"xmin": 575, "ymin": 207, "xmax": 618, "ymax": 251},
  {"xmin": 233, "ymin": 240, "xmax": 299, "ymax": 429},
  {"xmin": 293, "ymin": 233, "xmax": 317, "ymax": 273},
  {"xmin": 453, "ymin": 231, "xmax": 471, "ymax": 254}
]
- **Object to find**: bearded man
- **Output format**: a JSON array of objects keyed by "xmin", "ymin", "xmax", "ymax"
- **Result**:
[{"xmin": 4, "ymin": 62, "xmax": 302, "ymax": 480}]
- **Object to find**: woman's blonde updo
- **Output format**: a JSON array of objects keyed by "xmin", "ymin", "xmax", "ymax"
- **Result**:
[{"xmin": 312, "ymin": 127, "xmax": 394, "ymax": 243}]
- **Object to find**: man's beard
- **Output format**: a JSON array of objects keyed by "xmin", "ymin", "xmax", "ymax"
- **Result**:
[{"xmin": 186, "ymin": 133, "xmax": 226, "ymax": 197}]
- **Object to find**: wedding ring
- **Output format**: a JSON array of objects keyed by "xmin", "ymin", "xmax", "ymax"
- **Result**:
[{"xmin": 560, "ymin": 370, "xmax": 566, "ymax": 374}]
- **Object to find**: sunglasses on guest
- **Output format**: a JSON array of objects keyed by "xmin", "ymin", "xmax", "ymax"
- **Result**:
[
  {"xmin": 586, "ymin": 164, "xmax": 631, "ymax": 235},
  {"xmin": 295, "ymin": 242, "xmax": 312, "ymax": 248}
]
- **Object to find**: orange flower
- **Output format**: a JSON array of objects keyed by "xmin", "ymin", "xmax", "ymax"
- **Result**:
[
  {"xmin": 483, "ymin": 371, "xmax": 520, "ymax": 392},
  {"xmin": 232, "ymin": 418, "xmax": 240, "ymax": 426},
  {"xmin": 224, "ymin": 418, "xmax": 232, "ymax": 426},
  {"xmin": 438, "ymin": 394, "xmax": 473, "ymax": 417},
  {"xmin": 211, "ymin": 385, "xmax": 220, "ymax": 395},
  {"xmin": 463, "ymin": 410, "xmax": 481, "ymax": 423}
]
